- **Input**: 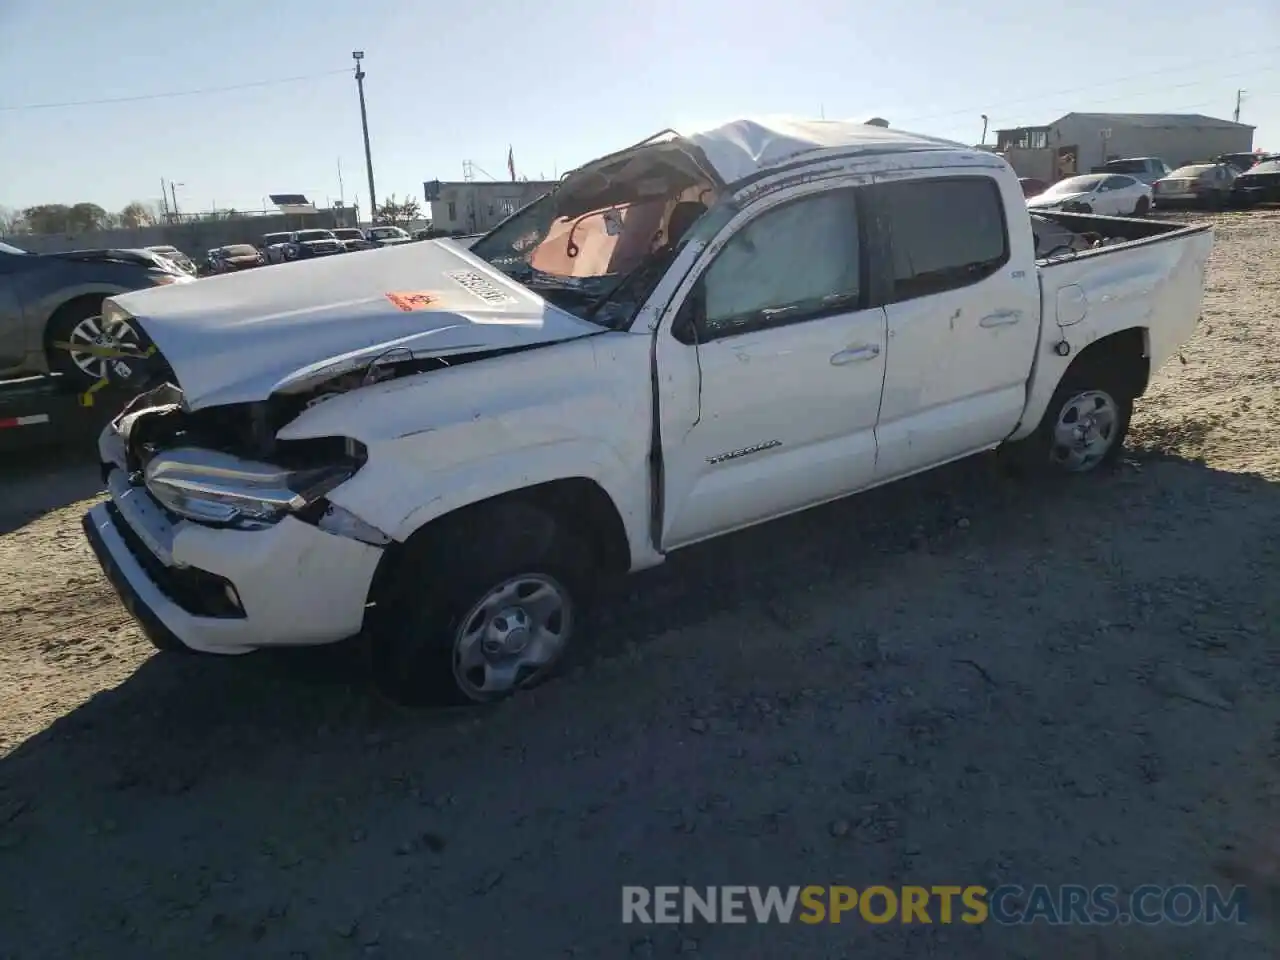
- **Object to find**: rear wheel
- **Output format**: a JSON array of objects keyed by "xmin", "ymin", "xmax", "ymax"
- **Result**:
[
  {"xmin": 1000, "ymin": 375, "xmax": 1132, "ymax": 477},
  {"xmin": 44, "ymin": 296, "xmax": 146, "ymax": 385},
  {"xmin": 1133, "ymin": 195, "xmax": 1151, "ymax": 216},
  {"xmin": 370, "ymin": 501, "xmax": 594, "ymax": 707}
]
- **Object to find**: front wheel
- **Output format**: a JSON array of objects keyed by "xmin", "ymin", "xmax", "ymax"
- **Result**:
[
  {"xmin": 370, "ymin": 501, "xmax": 594, "ymax": 707},
  {"xmin": 1000, "ymin": 378, "xmax": 1132, "ymax": 477}
]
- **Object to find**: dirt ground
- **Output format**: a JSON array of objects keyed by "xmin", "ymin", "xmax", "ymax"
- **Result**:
[{"xmin": 2, "ymin": 210, "xmax": 1279, "ymax": 959}]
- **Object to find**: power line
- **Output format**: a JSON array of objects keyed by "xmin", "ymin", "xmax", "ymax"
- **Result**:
[
  {"xmin": 0, "ymin": 69, "xmax": 350, "ymax": 112},
  {"xmin": 892, "ymin": 44, "xmax": 1280, "ymax": 129},
  {"xmin": 970, "ymin": 67, "xmax": 1280, "ymax": 131}
]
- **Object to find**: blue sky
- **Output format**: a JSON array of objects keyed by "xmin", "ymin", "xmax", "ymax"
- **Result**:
[{"xmin": 1, "ymin": 0, "xmax": 1277, "ymax": 220}]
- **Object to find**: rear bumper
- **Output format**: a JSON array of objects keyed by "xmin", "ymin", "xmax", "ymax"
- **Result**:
[{"xmin": 1152, "ymin": 192, "xmax": 1217, "ymax": 207}]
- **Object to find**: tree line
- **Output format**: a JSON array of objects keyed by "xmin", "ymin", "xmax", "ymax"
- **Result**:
[
  {"xmin": 1, "ymin": 193, "xmax": 428, "ymax": 237},
  {"xmin": 0, "ymin": 201, "xmax": 253, "ymax": 236}
]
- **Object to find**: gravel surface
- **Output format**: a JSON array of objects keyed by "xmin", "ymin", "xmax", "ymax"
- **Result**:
[{"xmin": 2, "ymin": 210, "xmax": 1279, "ymax": 959}]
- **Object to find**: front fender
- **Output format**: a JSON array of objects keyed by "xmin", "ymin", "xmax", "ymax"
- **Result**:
[
  {"xmin": 274, "ymin": 334, "xmax": 658, "ymax": 568},
  {"xmin": 335, "ymin": 439, "xmax": 649, "ymax": 554}
]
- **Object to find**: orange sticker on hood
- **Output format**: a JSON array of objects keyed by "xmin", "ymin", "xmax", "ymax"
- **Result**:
[{"xmin": 386, "ymin": 291, "xmax": 442, "ymax": 312}]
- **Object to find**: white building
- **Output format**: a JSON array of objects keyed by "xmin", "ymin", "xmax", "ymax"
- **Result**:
[{"xmin": 423, "ymin": 180, "xmax": 558, "ymax": 234}]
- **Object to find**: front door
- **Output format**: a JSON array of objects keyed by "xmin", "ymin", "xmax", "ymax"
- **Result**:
[
  {"xmin": 654, "ymin": 184, "xmax": 888, "ymax": 549},
  {"xmin": 869, "ymin": 173, "xmax": 1041, "ymax": 481}
]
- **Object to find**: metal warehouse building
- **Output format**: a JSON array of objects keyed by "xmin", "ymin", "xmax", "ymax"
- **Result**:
[{"xmin": 995, "ymin": 113, "xmax": 1255, "ymax": 183}]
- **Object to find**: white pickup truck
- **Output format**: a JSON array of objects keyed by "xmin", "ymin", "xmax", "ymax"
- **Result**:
[{"xmin": 82, "ymin": 118, "xmax": 1213, "ymax": 706}]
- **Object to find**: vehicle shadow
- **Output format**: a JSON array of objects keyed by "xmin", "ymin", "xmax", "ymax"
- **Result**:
[
  {"xmin": 1, "ymin": 449, "xmax": 1278, "ymax": 956},
  {"xmin": 0, "ymin": 436, "xmax": 106, "ymax": 536}
]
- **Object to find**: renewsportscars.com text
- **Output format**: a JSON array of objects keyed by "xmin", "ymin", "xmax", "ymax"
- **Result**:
[{"xmin": 622, "ymin": 884, "xmax": 1249, "ymax": 926}]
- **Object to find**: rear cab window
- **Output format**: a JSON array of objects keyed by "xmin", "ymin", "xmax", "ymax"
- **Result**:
[{"xmin": 872, "ymin": 177, "xmax": 1009, "ymax": 303}]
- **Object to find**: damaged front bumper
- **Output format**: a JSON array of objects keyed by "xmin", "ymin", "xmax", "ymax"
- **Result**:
[{"xmin": 84, "ymin": 417, "xmax": 385, "ymax": 655}]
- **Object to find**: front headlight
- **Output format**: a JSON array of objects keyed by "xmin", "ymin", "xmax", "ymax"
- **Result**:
[{"xmin": 144, "ymin": 446, "xmax": 356, "ymax": 528}]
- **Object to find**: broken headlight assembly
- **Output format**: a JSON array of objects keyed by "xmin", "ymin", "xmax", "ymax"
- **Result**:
[{"xmin": 143, "ymin": 446, "xmax": 359, "ymax": 529}]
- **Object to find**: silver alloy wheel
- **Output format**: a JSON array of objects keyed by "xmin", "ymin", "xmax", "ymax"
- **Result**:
[
  {"xmin": 64, "ymin": 314, "xmax": 142, "ymax": 380},
  {"xmin": 1051, "ymin": 389, "xmax": 1120, "ymax": 472},
  {"xmin": 452, "ymin": 573, "xmax": 573, "ymax": 700}
]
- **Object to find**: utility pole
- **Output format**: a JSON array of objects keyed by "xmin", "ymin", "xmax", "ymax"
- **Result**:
[
  {"xmin": 337, "ymin": 158, "xmax": 345, "ymax": 207},
  {"xmin": 353, "ymin": 52, "xmax": 378, "ymax": 223},
  {"xmin": 1233, "ymin": 89, "xmax": 1246, "ymax": 123},
  {"xmin": 159, "ymin": 178, "xmax": 171, "ymax": 221},
  {"xmin": 169, "ymin": 181, "xmax": 183, "ymax": 220},
  {"xmin": 980, "ymin": 114, "xmax": 989, "ymax": 145}
]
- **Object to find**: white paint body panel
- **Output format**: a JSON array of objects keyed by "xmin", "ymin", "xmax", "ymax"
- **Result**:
[
  {"xmin": 278, "ymin": 334, "xmax": 661, "ymax": 570},
  {"xmin": 85, "ymin": 496, "xmax": 381, "ymax": 655},
  {"xmin": 84, "ymin": 123, "xmax": 1213, "ymax": 656},
  {"xmin": 109, "ymin": 238, "xmax": 602, "ymax": 411},
  {"xmin": 1011, "ymin": 223, "xmax": 1213, "ymax": 441},
  {"xmin": 871, "ymin": 164, "xmax": 1043, "ymax": 481}
]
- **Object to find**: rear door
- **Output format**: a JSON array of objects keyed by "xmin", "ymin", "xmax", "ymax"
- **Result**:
[{"xmin": 868, "ymin": 172, "xmax": 1041, "ymax": 481}]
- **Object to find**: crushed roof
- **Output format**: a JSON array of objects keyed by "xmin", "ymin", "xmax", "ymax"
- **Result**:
[{"xmin": 681, "ymin": 117, "xmax": 968, "ymax": 184}]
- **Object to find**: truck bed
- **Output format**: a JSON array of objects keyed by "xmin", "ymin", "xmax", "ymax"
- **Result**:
[{"xmin": 1009, "ymin": 210, "xmax": 1214, "ymax": 445}]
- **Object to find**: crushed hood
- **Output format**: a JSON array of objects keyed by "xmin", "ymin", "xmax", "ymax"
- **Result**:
[{"xmin": 110, "ymin": 238, "xmax": 604, "ymax": 411}]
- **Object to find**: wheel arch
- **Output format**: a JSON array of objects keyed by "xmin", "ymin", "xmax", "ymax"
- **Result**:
[
  {"xmin": 39, "ymin": 284, "xmax": 129, "ymax": 339},
  {"xmin": 362, "ymin": 476, "xmax": 633, "ymax": 620},
  {"xmin": 1013, "ymin": 325, "xmax": 1149, "ymax": 443},
  {"xmin": 1061, "ymin": 326, "xmax": 1150, "ymax": 398}
]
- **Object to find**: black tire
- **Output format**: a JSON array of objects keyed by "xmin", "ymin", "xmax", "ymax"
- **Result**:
[
  {"xmin": 999, "ymin": 372, "xmax": 1133, "ymax": 478},
  {"xmin": 44, "ymin": 296, "xmax": 148, "ymax": 386},
  {"xmin": 1133, "ymin": 195, "xmax": 1151, "ymax": 216},
  {"xmin": 44, "ymin": 296, "xmax": 107, "ymax": 382},
  {"xmin": 370, "ymin": 501, "xmax": 594, "ymax": 707}
]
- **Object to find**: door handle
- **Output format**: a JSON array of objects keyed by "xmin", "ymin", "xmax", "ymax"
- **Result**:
[
  {"xmin": 980, "ymin": 310, "xmax": 1023, "ymax": 328},
  {"xmin": 830, "ymin": 344, "xmax": 881, "ymax": 365}
]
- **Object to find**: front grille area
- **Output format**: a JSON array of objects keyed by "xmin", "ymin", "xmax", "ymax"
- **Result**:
[{"xmin": 103, "ymin": 501, "xmax": 245, "ymax": 619}]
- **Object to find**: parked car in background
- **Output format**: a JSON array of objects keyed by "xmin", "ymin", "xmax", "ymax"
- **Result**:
[
  {"xmin": 286, "ymin": 229, "xmax": 344, "ymax": 260},
  {"xmin": 1091, "ymin": 157, "xmax": 1171, "ymax": 185},
  {"xmin": 365, "ymin": 225, "xmax": 413, "ymax": 248},
  {"xmin": 144, "ymin": 245, "xmax": 197, "ymax": 276},
  {"xmin": 259, "ymin": 232, "xmax": 293, "ymax": 264},
  {"xmin": 1026, "ymin": 173, "xmax": 1152, "ymax": 216},
  {"xmin": 331, "ymin": 228, "xmax": 372, "ymax": 252},
  {"xmin": 82, "ymin": 117, "xmax": 1213, "ymax": 706},
  {"xmin": 1231, "ymin": 156, "xmax": 1280, "ymax": 206},
  {"xmin": 1217, "ymin": 152, "xmax": 1266, "ymax": 174},
  {"xmin": 1018, "ymin": 178, "xmax": 1049, "ymax": 198},
  {"xmin": 208, "ymin": 244, "xmax": 266, "ymax": 274},
  {"xmin": 0, "ymin": 240, "xmax": 192, "ymax": 385},
  {"xmin": 1152, "ymin": 162, "xmax": 1237, "ymax": 209}
]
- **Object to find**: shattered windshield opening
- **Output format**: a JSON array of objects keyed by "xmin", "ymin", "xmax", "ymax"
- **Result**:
[{"xmin": 469, "ymin": 145, "xmax": 719, "ymax": 327}]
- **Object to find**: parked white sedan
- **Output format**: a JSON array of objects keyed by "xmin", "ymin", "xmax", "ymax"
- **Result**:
[{"xmin": 1026, "ymin": 173, "xmax": 1153, "ymax": 217}]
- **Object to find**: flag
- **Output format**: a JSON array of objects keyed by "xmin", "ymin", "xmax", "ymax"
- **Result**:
[{"xmin": 507, "ymin": 145, "xmax": 516, "ymax": 182}]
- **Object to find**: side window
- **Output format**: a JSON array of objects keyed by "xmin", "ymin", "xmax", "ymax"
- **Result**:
[
  {"xmin": 693, "ymin": 190, "xmax": 860, "ymax": 341},
  {"xmin": 877, "ymin": 177, "xmax": 1008, "ymax": 303},
  {"xmin": 1102, "ymin": 175, "xmax": 1131, "ymax": 191}
]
